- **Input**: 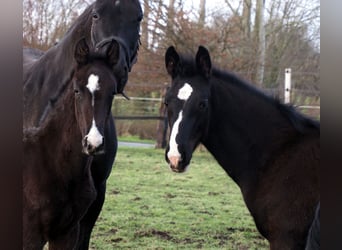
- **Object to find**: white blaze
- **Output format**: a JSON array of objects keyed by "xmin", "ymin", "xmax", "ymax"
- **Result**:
[
  {"xmin": 177, "ymin": 83, "xmax": 193, "ymax": 100},
  {"xmin": 87, "ymin": 74, "xmax": 100, "ymax": 94},
  {"xmin": 167, "ymin": 111, "xmax": 183, "ymax": 160},
  {"xmin": 167, "ymin": 83, "xmax": 193, "ymax": 165},
  {"xmin": 86, "ymin": 119, "xmax": 103, "ymax": 148},
  {"xmin": 85, "ymin": 74, "xmax": 103, "ymax": 148},
  {"xmin": 86, "ymin": 74, "xmax": 100, "ymax": 106}
]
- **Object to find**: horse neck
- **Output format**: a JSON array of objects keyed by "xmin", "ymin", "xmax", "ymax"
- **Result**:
[
  {"xmin": 37, "ymin": 4, "xmax": 93, "ymax": 80},
  {"xmin": 45, "ymin": 5, "xmax": 93, "ymax": 77},
  {"xmin": 23, "ymin": 7, "xmax": 93, "ymax": 128},
  {"xmin": 202, "ymin": 74, "xmax": 298, "ymax": 185},
  {"xmin": 40, "ymin": 88, "xmax": 80, "ymax": 146},
  {"xmin": 28, "ymin": 87, "xmax": 87, "ymax": 176}
]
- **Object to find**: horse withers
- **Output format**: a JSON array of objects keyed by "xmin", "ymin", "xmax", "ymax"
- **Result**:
[
  {"xmin": 23, "ymin": 38, "xmax": 120, "ymax": 249},
  {"xmin": 163, "ymin": 46, "xmax": 320, "ymax": 249}
]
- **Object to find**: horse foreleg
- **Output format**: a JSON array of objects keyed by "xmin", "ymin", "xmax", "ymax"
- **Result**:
[
  {"xmin": 269, "ymin": 235, "xmax": 306, "ymax": 250},
  {"xmin": 76, "ymin": 183, "xmax": 106, "ymax": 250},
  {"xmin": 23, "ymin": 232, "xmax": 45, "ymax": 250},
  {"xmin": 48, "ymin": 225, "xmax": 79, "ymax": 250},
  {"xmin": 23, "ymin": 207, "xmax": 46, "ymax": 250}
]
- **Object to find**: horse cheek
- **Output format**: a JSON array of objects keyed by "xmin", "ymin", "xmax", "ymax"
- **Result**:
[{"xmin": 74, "ymin": 100, "xmax": 88, "ymax": 138}]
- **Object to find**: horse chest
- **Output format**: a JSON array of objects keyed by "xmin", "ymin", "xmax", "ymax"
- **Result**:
[
  {"xmin": 40, "ymin": 173, "xmax": 97, "ymax": 235},
  {"xmin": 25, "ymin": 156, "xmax": 97, "ymax": 235}
]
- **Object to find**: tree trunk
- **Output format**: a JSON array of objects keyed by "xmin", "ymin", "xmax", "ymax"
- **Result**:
[
  {"xmin": 242, "ymin": 0, "xmax": 251, "ymax": 39},
  {"xmin": 141, "ymin": 0, "xmax": 150, "ymax": 49},
  {"xmin": 254, "ymin": 0, "xmax": 265, "ymax": 88},
  {"xmin": 166, "ymin": 0, "xmax": 176, "ymax": 39},
  {"xmin": 199, "ymin": 0, "xmax": 206, "ymax": 28},
  {"xmin": 155, "ymin": 84, "xmax": 169, "ymax": 149}
]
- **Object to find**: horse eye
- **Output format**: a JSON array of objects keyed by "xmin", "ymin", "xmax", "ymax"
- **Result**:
[
  {"xmin": 199, "ymin": 99, "xmax": 208, "ymax": 110},
  {"xmin": 163, "ymin": 100, "xmax": 168, "ymax": 107},
  {"xmin": 137, "ymin": 15, "xmax": 143, "ymax": 22},
  {"xmin": 92, "ymin": 12, "xmax": 99, "ymax": 19}
]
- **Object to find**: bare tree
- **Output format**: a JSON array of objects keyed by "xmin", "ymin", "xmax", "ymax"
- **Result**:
[
  {"xmin": 141, "ymin": 0, "xmax": 150, "ymax": 49},
  {"xmin": 23, "ymin": 0, "xmax": 88, "ymax": 50},
  {"xmin": 198, "ymin": 0, "xmax": 206, "ymax": 28},
  {"xmin": 254, "ymin": 0, "xmax": 266, "ymax": 87},
  {"xmin": 242, "ymin": 0, "xmax": 252, "ymax": 39}
]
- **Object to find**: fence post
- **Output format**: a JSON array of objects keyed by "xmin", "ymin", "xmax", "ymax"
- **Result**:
[{"xmin": 284, "ymin": 68, "xmax": 291, "ymax": 104}]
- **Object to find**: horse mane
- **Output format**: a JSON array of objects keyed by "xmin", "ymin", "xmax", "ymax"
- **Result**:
[
  {"xmin": 176, "ymin": 53, "xmax": 320, "ymax": 134},
  {"xmin": 61, "ymin": 4, "xmax": 93, "ymax": 40},
  {"xmin": 212, "ymin": 67, "xmax": 320, "ymax": 134}
]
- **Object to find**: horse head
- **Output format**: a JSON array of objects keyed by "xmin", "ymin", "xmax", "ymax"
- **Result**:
[
  {"xmin": 164, "ymin": 46, "xmax": 212, "ymax": 172},
  {"xmin": 91, "ymin": 0, "xmax": 143, "ymax": 94},
  {"xmin": 73, "ymin": 38, "xmax": 119, "ymax": 155}
]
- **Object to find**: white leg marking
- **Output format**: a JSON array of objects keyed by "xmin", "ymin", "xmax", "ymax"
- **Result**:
[{"xmin": 86, "ymin": 119, "xmax": 103, "ymax": 148}]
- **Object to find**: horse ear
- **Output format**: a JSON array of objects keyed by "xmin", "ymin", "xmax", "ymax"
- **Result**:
[
  {"xmin": 74, "ymin": 38, "xmax": 89, "ymax": 65},
  {"xmin": 106, "ymin": 39, "xmax": 120, "ymax": 66},
  {"xmin": 165, "ymin": 46, "xmax": 180, "ymax": 78},
  {"xmin": 196, "ymin": 46, "xmax": 211, "ymax": 78}
]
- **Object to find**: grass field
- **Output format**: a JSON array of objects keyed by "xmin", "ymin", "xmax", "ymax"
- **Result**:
[{"xmin": 90, "ymin": 147, "xmax": 269, "ymax": 249}]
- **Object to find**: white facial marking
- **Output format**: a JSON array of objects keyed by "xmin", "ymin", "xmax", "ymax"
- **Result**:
[
  {"xmin": 87, "ymin": 74, "xmax": 100, "ymax": 106},
  {"xmin": 167, "ymin": 83, "xmax": 194, "ymax": 170},
  {"xmin": 86, "ymin": 119, "xmax": 103, "ymax": 148},
  {"xmin": 115, "ymin": 0, "xmax": 120, "ymax": 6},
  {"xmin": 167, "ymin": 83, "xmax": 194, "ymax": 164},
  {"xmin": 87, "ymin": 74, "xmax": 100, "ymax": 94},
  {"xmin": 167, "ymin": 111, "xmax": 183, "ymax": 163},
  {"xmin": 177, "ymin": 83, "xmax": 193, "ymax": 100}
]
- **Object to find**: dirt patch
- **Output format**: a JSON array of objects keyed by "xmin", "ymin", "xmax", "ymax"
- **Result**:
[
  {"xmin": 135, "ymin": 229, "xmax": 173, "ymax": 241},
  {"xmin": 132, "ymin": 196, "xmax": 142, "ymax": 201},
  {"xmin": 110, "ymin": 237, "xmax": 123, "ymax": 243},
  {"xmin": 208, "ymin": 191, "xmax": 221, "ymax": 196},
  {"xmin": 108, "ymin": 228, "xmax": 118, "ymax": 234},
  {"xmin": 134, "ymin": 229, "xmax": 206, "ymax": 245},
  {"xmin": 111, "ymin": 189, "xmax": 120, "ymax": 195},
  {"xmin": 164, "ymin": 193, "xmax": 177, "ymax": 199}
]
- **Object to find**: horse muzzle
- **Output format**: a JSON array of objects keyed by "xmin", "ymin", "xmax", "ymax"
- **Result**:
[
  {"xmin": 167, "ymin": 155, "xmax": 189, "ymax": 173},
  {"xmin": 82, "ymin": 136, "xmax": 105, "ymax": 155}
]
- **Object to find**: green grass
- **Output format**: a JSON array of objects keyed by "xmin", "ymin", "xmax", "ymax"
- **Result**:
[{"xmin": 90, "ymin": 147, "xmax": 268, "ymax": 249}]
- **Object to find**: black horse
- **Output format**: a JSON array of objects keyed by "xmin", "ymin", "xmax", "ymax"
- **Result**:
[
  {"xmin": 164, "ymin": 46, "xmax": 320, "ymax": 249},
  {"xmin": 23, "ymin": 0, "xmax": 142, "ymax": 128},
  {"xmin": 23, "ymin": 1, "xmax": 142, "ymax": 249},
  {"xmin": 23, "ymin": 38, "xmax": 120, "ymax": 249}
]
